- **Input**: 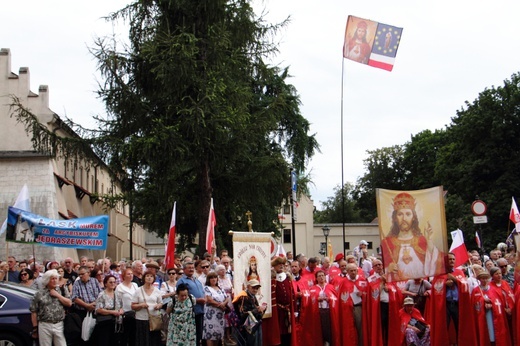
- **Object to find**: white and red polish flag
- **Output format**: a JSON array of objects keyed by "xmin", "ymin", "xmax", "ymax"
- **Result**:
[
  {"xmin": 509, "ymin": 197, "xmax": 520, "ymax": 226},
  {"xmin": 164, "ymin": 202, "xmax": 176, "ymax": 269},
  {"xmin": 205, "ymin": 198, "xmax": 217, "ymax": 253},
  {"xmin": 449, "ymin": 229, "xmax": 469, "ymax": 268}
]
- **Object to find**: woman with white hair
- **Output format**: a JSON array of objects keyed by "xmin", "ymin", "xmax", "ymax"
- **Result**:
[{"xmin": 29, "ymin": 269, "xmax": 72, "ymax": 346}]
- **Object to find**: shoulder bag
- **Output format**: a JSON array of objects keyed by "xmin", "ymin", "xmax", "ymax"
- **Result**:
[{"xmin": 141, "ymin": 287, "xmax": 162, "ymax": 331}]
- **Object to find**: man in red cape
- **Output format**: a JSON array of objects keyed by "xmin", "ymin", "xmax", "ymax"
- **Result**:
[
  {"xmin": 290, "ymin": 261, "xmax": 306, "ymax": 346},
  {"xmin": 366, "ymin": 259, "xmax": 403, "ymax": 346},
  {"xmin": 338, "ymin": 263, "xmax": 367, "ymax": 346},
  {"xmin": 329, "ymin": 253, "xmax": 344, "ymax": 283},
  {"xmin": 303, "ymin": 270, "xmax": 341, "ymax": 346},
  {"xmin": 429, "ymin": 253, "xmax": 476, "ymax": 346},
  {"xmin": 300, "ymin": 257, "xmax": 319, "ymax": 289}
]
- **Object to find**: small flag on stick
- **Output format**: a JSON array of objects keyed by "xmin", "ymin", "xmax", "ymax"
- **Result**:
[
  {"xmin": 343, "ymin": 15, "xmax": 403, "ymax": 71},
  {"xmin": 449, "ymin": 229, "xmax": 469, "ymax": 267},
  {"xmin": 205, "ymin": 198, "xmax": 216, "ymax": 253},
  {"xmin": 164, "ymin": 202, "xmax": 176, "ymax": 269}
]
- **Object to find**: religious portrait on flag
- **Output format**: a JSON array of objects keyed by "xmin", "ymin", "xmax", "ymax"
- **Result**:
[
  {"xmin": 343, "ymin": 15, "xmax": 403, "ymax": 71},
  {"xmin": 376, "ymin": 186, "xmax": 448, "ymax": 282},
  {"xmin": 343, "ymin": 15, "xmax": 378, "ymax": 64},
  {"xmin": 232, "ymin": 231, "xmax": 272, "ymax": 317}
]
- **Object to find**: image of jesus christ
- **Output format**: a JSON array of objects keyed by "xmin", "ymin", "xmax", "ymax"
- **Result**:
[{"xmin": 380, "ymin": 192, "xmax": 445, "ymax": 281}]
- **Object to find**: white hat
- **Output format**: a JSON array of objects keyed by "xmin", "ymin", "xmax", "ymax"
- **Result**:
[{"xmin": 360, "ymin": 240, "xmax": 368, "ymax": 245}]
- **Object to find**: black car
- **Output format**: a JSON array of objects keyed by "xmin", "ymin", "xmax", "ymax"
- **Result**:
[{"xmin": 0, "ymin": 281, "xmax": 36, "ymax": 346}]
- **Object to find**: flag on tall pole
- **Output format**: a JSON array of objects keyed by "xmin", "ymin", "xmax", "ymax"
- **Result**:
[
  {"xmin": 343, "ymin": 15, "xmax": 403, "ymax": 71},
  {"xmin": 205, "ymin": 198, "xmax": 216, "ymax": 253},
  {"xmin": 0, "ymin": 184, "xmax": 30, "ymax": 236},
  {"xmin": 164, "ymin": 202, "xmax": 176, "ymax": 269},
  {"xmin": 449, "ymin": 229, "xmax": 469, "ymax": 268}
]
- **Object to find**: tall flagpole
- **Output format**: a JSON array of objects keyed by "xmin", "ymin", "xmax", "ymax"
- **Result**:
[{"xmin": 340, "ymin": 58, "xmax": 346, "ymax": 256}]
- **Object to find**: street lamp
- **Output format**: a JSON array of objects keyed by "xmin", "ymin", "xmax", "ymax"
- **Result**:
[{"xmin": 322, "ymin": 225, "xmax": 330, "ymax": 256}]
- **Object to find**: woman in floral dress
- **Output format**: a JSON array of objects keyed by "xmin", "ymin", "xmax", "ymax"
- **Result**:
[
  {"xmin": 166, "ymin": 283, "xmax": 196, "ymax": 346},
  {"xmin": 203, "ymin": 272, "xmax": 229, "ymax": 346}
]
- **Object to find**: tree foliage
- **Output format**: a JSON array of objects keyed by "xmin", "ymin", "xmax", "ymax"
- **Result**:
[
  {"xmin": 324, "ymin": 73, "xmax": 520, "ymax": 251},
  {"xmin": 11, "ymin": 0, "xmax": 319, "ymax": 254},
  {"xmin": 314, "ymin": 183, "xmax": 363, "ymax": 224},
  {"xmin": 93, "ymin": 0, "xmax": 319, "ymax": 253}
]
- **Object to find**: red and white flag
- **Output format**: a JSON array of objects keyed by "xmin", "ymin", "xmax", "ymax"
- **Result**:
[
  {"xmin": 205, "ymin": 198, "xmax": 216, "ymax": 253},
  {"xmin": 449, "ymin": 229, "xmax": 469, "ymax": 267},
  {"xmin": 164, "ymin": 202, "xmax": 176, "ymax": 269},
  {"xmin": 475, "ymin": 231, "xmax": 481, "ymax": 249},
  {"xmin": 275, "ymin": 244, "xmax": 287, "ymax": 258},
  {"xmin": 509, "ymin": 197, "xmax": 520, "ymax": 225}
]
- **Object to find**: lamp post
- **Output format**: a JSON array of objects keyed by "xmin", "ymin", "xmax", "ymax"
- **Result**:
[{"xmin": 322, "ymin": 225, "xmax": 330, "ymax": 257}]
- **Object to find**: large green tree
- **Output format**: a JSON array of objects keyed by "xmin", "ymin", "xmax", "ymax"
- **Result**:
[
  {"xmin": 12, "ymin": 0, "xmax": 319, "ymax": 254},
  {"xmin": 93, "ymin": 0, "xmax": 319, "ymax": 252}
]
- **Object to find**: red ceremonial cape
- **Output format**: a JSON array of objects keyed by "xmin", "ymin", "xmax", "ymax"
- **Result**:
[
  {"xmin": 366, "ymin": 274, "xmax": 403, "ymax": 346},
  {"xmin": 514, "ymin": 286, "xmax": 520, "ymax": 345},
  {"xmin": 329, "ymin": 265, "xmax": 341, "ymax": 282},
  {"xmin": 291, "ymin": 278, "xmax": 308, "ymax": 346},
  {"xmin": 298, "ymin": 287, "xmax": 323, "ymax": 346},
  {"xmin": 399, "ymin": 307, "xmax": 428, "ymax": 345},
  {"xmin": 306, "ymin": 284, "xmax": 341, "ymax": 346},
  {"xmin": 337, "ymin": 275, "xmax": 368, "ymax": 346},
  {"xmin": 300, "ymin": 268, "xmax": 317, "ymax": 289},
  {"xmin": 262, "ymin": 278, "xmax": 280, "ymax": 346},
  {"xmin": 471, "ymin": 285, "xmax": 512, "ymax": 346},
  {"xmin": 429, "ymin": 270, "xmax": 476, "ymax": 346}
]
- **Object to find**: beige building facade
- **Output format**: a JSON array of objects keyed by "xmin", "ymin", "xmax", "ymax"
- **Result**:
[{"xmin": 0, "ymin": 48, "xmax": 147, "ymax": 263}]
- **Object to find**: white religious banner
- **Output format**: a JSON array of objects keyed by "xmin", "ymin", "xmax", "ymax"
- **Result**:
[
  {"xmin": 232, "ymin": 231, "xmax": 272, "ymax": 318},
  {"xmin": 376, "ymin": 186, "xmax": 449, "ymax": 282}
]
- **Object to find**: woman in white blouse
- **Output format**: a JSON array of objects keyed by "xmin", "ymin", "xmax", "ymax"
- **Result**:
[
  {"xmin": 116, "ymin": 268, "xmax": 138, "ymax": 346},
  {"xmin": 132, "ymin": 271, "xmax": 163, "ymax": 346}
]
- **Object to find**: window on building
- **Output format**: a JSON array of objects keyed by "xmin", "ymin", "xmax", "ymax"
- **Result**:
[
  {"xmin": 283, "ymin": 204, "xmax": 290, "ymax": 215},
  {"xmin": 367, "ymin": 241, "xmax": 373, "ymax": 250},
  {"xmin": 283, "ymin": 228, "xmax": 291, "ymax": 243},
  {"xmin": 344, "ymin": 242, "xmax": 350, "ymax": 250}
]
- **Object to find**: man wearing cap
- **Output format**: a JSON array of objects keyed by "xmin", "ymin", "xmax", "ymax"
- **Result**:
[
  {"xmin": 232, "ymin": 279, "xmax": 266, "ymax": 346},
  {"xmin": 353, "ymin": 240, "xmax": 369, "ymax": 267},
  {"xmin": 145, "ymin": 260, "xmax": 162, "ymax": 288},
  {"xmin": 271, "ymin": 256, "xmax": 294, "ymax": 346},
  {"xmin": 380, "ymin": 192, "xmax": 445, "ymax": 282},
  {"xmin": 399, "ymin": 297, "xmax": 430, "ymax": 346},
  {"xmin": 329, "ymin": 253, "xmax": 344, "ymax": 282}
]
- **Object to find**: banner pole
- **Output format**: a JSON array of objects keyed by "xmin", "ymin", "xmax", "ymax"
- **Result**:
[
  {"xmin": 5, "ymin": 241, "xmax": 9, "ymax": 281},
  {"xmin": 340, "ymin": 57, "xmax": 346, "ymax": 256}
]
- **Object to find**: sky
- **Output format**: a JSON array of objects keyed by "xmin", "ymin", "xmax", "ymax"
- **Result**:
[{"xmin": 3, "ymin": 1, "xmax": 520, "ymax": 210}]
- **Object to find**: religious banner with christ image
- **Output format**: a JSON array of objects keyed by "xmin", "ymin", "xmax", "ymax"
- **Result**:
[
  {"xmin": 376, "ymin": 187, "xmax": 448, "ymax": 282},
  {"xmin": 343, "ymin": 15, "xmax": 403, "ymax": 71},
  {"xmin": 232, "ymin": 231, "xmax": 272, "ymax": 318}
]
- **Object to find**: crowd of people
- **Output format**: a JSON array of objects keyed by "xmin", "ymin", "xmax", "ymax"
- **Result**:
[{"xmin": 2, "ymin": 241, "xmax": 519, "ymax": 346}]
